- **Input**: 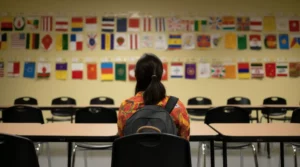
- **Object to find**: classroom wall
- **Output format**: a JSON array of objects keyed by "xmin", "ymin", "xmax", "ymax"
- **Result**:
[{"xmin": 0, "ymin": 0, "xmax": 299, "ymax": 106}]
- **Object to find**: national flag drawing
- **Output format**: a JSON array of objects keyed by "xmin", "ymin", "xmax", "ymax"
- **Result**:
[
  {"xmin": 23, "ymin": 62, "xmax": 35, "ymax": 78},
  {"xmin": 238, "ymin": 62, "xmax": 250, "ymax": 79},
  {"xmin": 208, "ymin": 17, "xmax": 222, "ymax": 30},
  {"xmin": 236, "ymin": 17, "xmax": 250, "ymax": 31},
  {"xmin": 142, "ymin": 17, "xmax": 151, "ymax": 32},
  {"xmin": 168, "ymin": 34, "xmax": 182, "ymax": 50},
  {"xmin": 128, "ymin": 18, "xmax": 140, "ymax": 32},
  {"xmin": 211, "ymin": 34, "xmax": 222, "ymax": 48},
  {"xmin": 224, "ymin": 33, "xmax": 237, "ymax": 49},
  {"xmin": 211, "ymin": 64, "xmax": 225, "ymax": 78},
  {"xmin": 279, "ymin": 34, "xmax": 289, "ymax": 50},
  {"xmin": 265, "ymin": 62, "xmax": 276, "ymax": 78},
  {"xmin": 55, "ymin": 17, "xmax": 69, "ymax": 32},
  {"xmin": 264, "ymin": 34, "xmax": 277, "ymax": 49},
  {"xmin": 194, "ymin": 18, "xmax": 207, "ymax": 31},
  {"xmin": 170, "ymin": 62, "xmax": 183, "ymax": 78},
  {"xmin": 87, "ymin": 63, "xmax": 97, "ymax": 80},
  {"xmin": 162, "ymin": 62, "xmax": 168, "ymax": 81},
  {"xmin": 26, "ymin": 17, "xmax": 39, "ymax": 30},
  {"xmin": 251, "ymin": 62, "xmax": 264, "ymax": 79},
  {"xmin": 154, "ymin": 34, "xmax": 167, "ymax": 50},
  {"xmin": 101, "ymin": 62, "xmax": 113, "ymax": 81},
  {"xmin": 128, "ymin": 64, "xmax": 136, "ymax": 81},
  {"xmin": 71, "ymin": 17, "xmax": 83, "ymax": 32},
  {"xmin": 70, "ymin": 34, "xmax": 83, "ymax": 51},
  {"xmin": 250, "ymin": 17, "xmax": 262, "ymax": 32},
  {"xmin": 114, "ymin": 33, "xmax": 128, "ymax": 50},
  {"xmin": 129, "ymin": 34, "xmax": 139, "ymax": 50},
  {"xmin": 263, "ymin": 16, "xmax": 276, "ymax": 32},
  {"xmin": 140, "ymin": 34, "xmax": 153, "ymax": 48},
  {"xmin": 198, "ymin": 63, "xmax": 210, "ymax": 78},
  {"xmin": 72, "ymin": 62, "xmax": 83, "ymax": 79},
  {"xmin": 0, "ymin": 62, "xmax": 4, "ymax": 78},
  {"xmin": 182, "ymin": 33, "xmax": 195, "ymax": 50},
  {"xmin": 249, "ymin": 34, "xmax": 262, "ymax": 50},
  {"xmin": 7, "ymin": 62, "xmax": 20, "ymax": 77},
  {"xmin": 238, "ymin": 34, "xmax": 247, "ymax": 50},
  {"xmin": 41, "ymin": 16, "xmax": 53, "ymax": 31},
  {"xmin": 197, "ymin": 35, "xmax": 210, "ymax": 49},
  {"xmin": 185, "ymin": 63, "xmax": 196, "ymax": 79},
  {"xmin": 222, "ymin": 16, "xmax": 236, "ymax": 30},
  {"xmin": 87, "ymin": 33, "xmax": 97, "ymax": 50},
  {"xmin": 101, "ymin": 17, "xmax": 115, "ymax": 32},
  {"xmin": 180, "ymin": 19, "xmax": 194, "ymax": 31},
  {"xmin": 290, "ymin": 35, "xmax": 300, "ymax": 49},
  {"xmin": 155, "ymin": 17, "xmax": 166, "ymax": 32},
  {"xmin": 115, "ymin": 63, "xmax": 126, "ymax": 81},
  {"xmin": 101, "ymin": 33, "xmax": 114, "ymax": 50},
  {"xmin": 26, "ymin": 33, "xmax": 40, "ymax": 50},
  {"xmin": 55, "ymin": 62, "xmax": 67, "ymax": 80},
  {"xmin": 289, "ymin": 62, "xmax": 300, "ymax": 77},
  {"xmin": 0, "ymin": 33, "xmax": 8, "ymax": 50},
  {"xmin": 289, "ymin": 20, "xmax": 300, "ymax": 32},
  {"xmin": 116, "ymin": 18, "xmax": 127, "ymax": 32},
  {"xmin": 276, "ymin": 17, "xmax": 289, "ymax": 31},
  {"xmin": 56, "ymin": 34, "xmax": 68, "ymax": 51},
  {"xmin": 224, "ymin": 63, "xmax": 236, "ymax": 79},
  {"xmin": 167, "ymin": 17, "xmax": 182, "ymax": 31},
  {"xmin": 41, "ymin": 34, "xmax": 54, "ymax": 51},
  {"xmin": 37, "ymin": 62, "xmax": 51, "ymax": 78},
  {"xmin": 14, "ymin": 16, "xmax": 25, "ymax": 31},
  {"xmin": 276, "ymin": 62, "xmax": 288, "ymax": 77},
  {"xmin": 1, "ymin": 16, "xmax": 13, "ymax": 31},
  {"xmin": 85, "ymin": 16, "xmax": 97, "ymax": 31}
]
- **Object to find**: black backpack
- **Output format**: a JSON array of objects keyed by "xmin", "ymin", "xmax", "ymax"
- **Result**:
[{"xmin": 124, "ymin": 96, "xmax": 178, "ymax": 136}]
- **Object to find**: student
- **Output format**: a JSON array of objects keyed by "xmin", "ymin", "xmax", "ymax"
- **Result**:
[{"xmin": 117, "ymin": 53, "xmax": 190, "ymax": 140}]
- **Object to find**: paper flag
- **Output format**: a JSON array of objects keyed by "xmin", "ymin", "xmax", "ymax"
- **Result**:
[
  {"xmin": 23, "ymin": 62, "xmax": 35, "ymax": 78},
  {"xmin": 185, "ymin": 63, "xmax": 196, "ymax": 79},
  {"xmin": 170, "ymin": 62, "xmax": 183, "ymax": 78},
  {"xmin": 197, "ymin": 34, "xmax": 210, "ymax": 49},
  {"xmin": 224, "ymin": 33, "xmax": 237, "ymax": 49},
  {"xmin": 56, "ymin": 62, "xmax": 67, "ymax": 80},
  {"xmin": 72, "ymin": 62, "xmax": 83, "ymax": 79},
  {"xmin": 101, "ymin": 62, "xmax": 113, "ymax": 81},
  {"xmin": 198, "ymin": 63, "xmax": 210, "ymax": 78},
  {"xmin": 115, "ymin": 63, "xmax": 126, "ymax": 81},
  {"xmin": 182, "ymin": 33, "xmax": 195, "ymax": 50},
  {"xmin": 87, "ymin": 63, "xmax": 97, "ymax": 80}
]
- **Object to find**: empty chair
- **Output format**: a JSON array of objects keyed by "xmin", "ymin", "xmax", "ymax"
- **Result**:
[
  {"xmin": 111, "ymin": 133, "xmax": 192, "ymax": 167},
  {"xmin": 14, "ymin": 97, "xmax": 38, "ymax": 105},
  {"xmin": 72, "ymin": 107, "xmax": 117, "ymax": 167},
  {"xmin": 90, "ymin": 96, "xmax": 114, "ymax": 105},
  {"xmin": 47, "ymin": 97, "xmax": 76, "ymax": 123},
  {"xmin": 290, "ymin": 108, "xmax": 300, "ymax": 167},
  {"xmin": 187, "ymin": 97, "xmax": 212, "ymax": 121},
  {"xmin": 0, "ymin": 133, "xmax": 40, "ymax": 167},
  {"xmin": 261, "ymin": 96, "xmax": 287, "ymax": 123},
  {"xmin": 227, "ymin": 96, "xmax": 257, "ymax": 122}
]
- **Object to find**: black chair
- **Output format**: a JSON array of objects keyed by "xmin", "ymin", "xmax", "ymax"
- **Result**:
[
  {"xmin": 201, "ymin": 106, "xmax": 258, "ymax": 167},
  {"xmin": 111, "ymin": 133, "xmax": 192, "ymax": 167},
  {"xmin": 261, "ymin": 96, "xmax": 288, "ymax": 123},
  {"xmin": 227, "ymin": 96, "xmax": 257, "ymax": 122},
  {"xmin": 290, "ymin": 108, "xmax": 300, "ymax": 167},
  {"xmin": 90, "ymin": 96, "xmax": 114, "ymax": 105},
  {"xmin": 2, "ymin": 106, "xmax": 51, "ymax": 167},
  {"xmin": 187, "ymin": 97, "xmax": 212, "ymax": 121},
  {"xmin": 47, "ymin": 97, "xmax": 76, "ymax": 123},
  {"xmin": 14, "ymin": 97, "xmax": 38, "ymax": 105},
  {"xmin": 72, "ymin": 107, "xmax": 117, "ymax": 167},
  {"xmin": 0, "ymin": 133, "xmax": 40, "ymax": 167}
]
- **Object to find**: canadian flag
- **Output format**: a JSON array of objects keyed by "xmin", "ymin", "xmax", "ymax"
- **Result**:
[{"xmin": 129, "ymin": 34, "xmax": 139, "ymax": 50}]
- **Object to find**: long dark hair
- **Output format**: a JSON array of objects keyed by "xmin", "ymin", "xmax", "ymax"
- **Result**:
[{"xmin": 135, "ymin": 53, "xmax": 166, "ymax": 105}]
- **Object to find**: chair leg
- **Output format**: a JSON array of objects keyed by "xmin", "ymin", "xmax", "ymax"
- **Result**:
[
  {"xmin": 251, "ymin": 144, "xmax": 259, "ymax": 167},
  {"xmin": 292, "ymin": 146, "xmax": 297, "ymax": 167},
  {"xmin": 240, "ymin": 149, "xmax": 244, "ymax": 167},
  {"xmin": 202, "ymin": 143, "xmax": 206, "ymax": 167},
  {"xmin": 197, "ymin": 142, "xmax": 202, "ymax": 167},
  {"xmin": 46, "ymin": 143, "xmax": 52, "ymax": 167},
  {"xmin": 84, "ymin": 150, "xmax": 88, "ymax": 167},
  {"xmin": 35, "ymin": 143, "xmax": 42, "ymax": 155},
  {"xmin": 71, "ymin": 144, "xmax": 77, "ymax": 167}
]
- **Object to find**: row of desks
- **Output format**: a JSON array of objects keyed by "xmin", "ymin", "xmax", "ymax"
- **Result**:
[{"xmin": 0, "ymin": 122, "xmax": 300, "ymax": 167}]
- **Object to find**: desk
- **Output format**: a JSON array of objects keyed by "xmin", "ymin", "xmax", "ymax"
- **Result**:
[{"xmin": 210, "ymin": 123, "xmax": 300, "ymax": 167}]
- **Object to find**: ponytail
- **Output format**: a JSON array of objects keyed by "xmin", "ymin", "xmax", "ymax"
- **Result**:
[{"xmin": 143, "ymin": 75, "xmax": 166, "ymax": 105}]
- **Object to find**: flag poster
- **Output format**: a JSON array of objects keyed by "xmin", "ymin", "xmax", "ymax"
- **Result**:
[
  {"xmin": 101, "ymin": 62, "xmax": 113, "ymax": 81},
  {"xmin": 37, "ymin": 62, "xmax": 51, "ymax": 78},
  {"xmin": 185, "ymin": 63, "xmax": 196, "ymax": 79},
  {"xmin": 290, "ymin": 35, "xmax": 300, "ymax": 49},
  {"xmin": 279, "ymin": 34, "xmax": 289, "ymax": 50},
  {"xmin": 162, "ymin": 62, "xmax": 168, "ymax": 81},
  {"xmin": 1, "ymin": 16, "xmax": 13, "ymax": 31},
  {"xmin": 222, "ymin": 16, "xmax": 235, "ymax": 30},
  {"xmin": 115, "ymin": 63, "xmax": 126, "ymax": 81},
  {"xmin": 116, "ymin": 18, "xmax": 127, "ymax": 32},
  {"xmin": 140, "ymin": 34, "xmax": 153, "ymax": 48},
  {"xmin": 0, "ymin": 62, "xmax": 4, "ymax": 77},
  {"xmin": 72, "ymin": 62, "xmax": 83, "ymax": 79},
  {"xmin": 87, "ymin": 33, "xmax": 97, "ymax": 50},
  {"xmin": 55, "ymin": 17, "xmax": 69, "ymax": 32},
  {"xmin": 211, "ymin": 64, "xmax": 225, "ymax": 78},
  {"xmin": 56, "ymin": 62, "xmax": 68, "ymax": 80},
  {"xmin": 194, "ymin": 18, "xmax": 207, "ymax": 31},
  {"xmin": 70, "ymin": 34, "xmax": 83, "ymax": 51},
  {"xmin": 237, "ymin": 62, "xmax": 250, "ymax": 79},
  {"xmin": 14, "ymin": 16, "xmax": 25, "ymax": 31},
  {"xmin": 23, "ymin": 62, "xmax": 35, "ymax": 78},
  {"xmin": 142, "ymin": 17, "xmax": 152, "ymax": 32},
  {"xmin": 154, "ymin": 34, "xmax": 167, "ymax": 50},
  {"xmin": 264, "ymin": 34, "xmax": 277, "ymax": 49},
  {"xmin": 114, "ymin": 33, "xmax": 128, "ymax": 50},
  {"xmin": 155, "ymin": 17, "xmax": 166, "ymax": 32},
  {"xmin": 276, "ymin": 62, "xmax": 288, "ymax": 77},
  {"xmin": 71, "ymin": 17, "xmax": 83, "ymax": 32},
  {"xmin": 250, "ymin": 17, "xmax": 262, "ymax": 32},
  {"xmin": 208, "ymin": 17, "xmax": 222, "ymax": 30},
  {"xmin": 197, "ymin": 35, "xmax": 210, "ymax": 49},
  {"xmin": 56, "ymin": 34, "xmax": 68, "ymax": 51},
  {"xmin": 289, "ymin": 62, "xmax": 300, "ymax": 77},
  {"xmin": 224, "ymin": 33, "xmax": 237, "ymax": 49},
  {"xmin": 0, "ymin": 33, "xmax": 8, "ymax": 50},
  {"xmin": 26, "ymin": 17, "xmax": 39, "ymax": 30},
  {"xmin": 237, "ymin": 34, "xmax": 247, "ymax": 50},
  {"xmin": 263, "ymin": 16, "xmax": 276, "ymax": 32},
  {"xmin": 182, "ymin": 33, "xmax": 195, "ymax": 50},
  {"xmin": 198, "ymin": 63, "xmax": 210, "ymax": 78},
  {"xmin": 129, "ymin": 34, "xmax": 139, "ymax": 50},
  {"xmin": 41, "ymin": 16, "xmax": 53, "ymax": 31},
  {"xmin": 236, "ymin": 17, "xmax": 250, "ymax": 31},
  {"xmin": 85, "ymin": 16, "xmax": 97, "ymax": 31},
  {"xmin": 7, "ymin": 62, "xmax": 20, "ymax": 77},
  {"xmin": 249, "ymin": 34, "xmax": 262, "ymax": 50},
  {"xmin": 224, "ymin": 63, "xmax": 236, "ymax": 79},
  {"xmin": 128, "ymin": 64, "xmax": 136, "ymax": 81},
  {"xmin": 170, "ymin": 62, "xmax": 183, "ymax": 78},
  {"xmin": 41, "ymin": 34, "xmax": 54, "ymax": 51},
  {"xmin": 265, "ymin": 62, "xmax": 276, "ymax": 78},
  {"xmin": 11, "ymin": 33, "xmax": 26, "ymax": 49},
  {"xmin": 168, "ymin": 34, "xmax": 182, "ymax": 50},
  {"xmin": 101, "ymin": 17, "xmax": 115, "ymax": 32},
  {"xmin": 87, "ymin": 63, "xmax": 97, "ymax": 80},
  {"xmin": 26, "ymin": 33, "xmax": 39, "ymax": 50},
  {"xmin": 101, "ymin": 33, "xmax": 114, "ymax": 50},
  {"xmin": 128, "ymin": 18, "xmax": 140, "ymax": 32},
  {"xmin": 251, "ymin": 62, "xmax": 264, "ymax": 79}
]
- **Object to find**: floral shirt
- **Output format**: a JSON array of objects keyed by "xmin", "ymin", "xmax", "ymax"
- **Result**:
[{"xmin": 118, "ymin": 92, "xmax": 190, "ymax": 140}]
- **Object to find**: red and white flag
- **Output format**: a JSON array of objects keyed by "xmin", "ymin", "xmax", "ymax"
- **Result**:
[
  {"xmin": 55, "ymin": 17, "xmax": 69, "ymax": 31},
  {"xmin": 41, "ymin": 16, "xmax": 53, "ymax": 31},
  {"xmin": 155, "ymin": 17, "xmax": 166, "ymax": 32},
  {"xmin": 7, "ymin": 62, "xmax": 20, "ymax": 77},
  {"xmin": 129, "ymin": 34, "xmax": 139, "ymax": 50},
  {"xmin": 142, "ymin": 17, "xmax": 152, "ymax": 32},
  {"xmin": 167, "ymin": 17, "xmax": 182, "ymax": 31},
  {"xmin": 181, "ymin": 19, "xmax": 194, "ymax": 31},
  {"xmin": 128, "ymin": 18, "xmax": 140, "ymax": 32},
  {"xmin": 250, "ymin": 17, "xmax": 262, "ymax": 32},
  {"xmin": 85, "ymin": 17, "xmax": 97, "ymax": 31},
  {"xmin": 128, "ymin": 64, "xmax": 136, "ymax": 81}
]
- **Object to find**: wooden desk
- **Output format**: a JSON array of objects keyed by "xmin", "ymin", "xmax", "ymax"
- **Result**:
[
  {"xmin": 0, "ymin": 105, "xmax": 119, "ymax": 110},
  {"xmin": 210, "ymin": 123, "xmax": 300, "ymax": 167}
]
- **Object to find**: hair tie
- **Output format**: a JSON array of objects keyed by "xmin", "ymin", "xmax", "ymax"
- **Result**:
[{"xmin": 151, "ymin": 75, "xmax": 157, "ymax": 79}]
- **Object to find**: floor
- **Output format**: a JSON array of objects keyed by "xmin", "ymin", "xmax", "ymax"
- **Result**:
[{"xmin": 37, "ymin": 142, "xmax": 299, "ymax": 167}]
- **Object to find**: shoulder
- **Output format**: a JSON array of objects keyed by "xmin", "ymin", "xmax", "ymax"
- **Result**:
[
  {"xmin": 163, "ymin": 96, "xmax": 186, "ymax": 111},
  {"xmin": 119, "ymin": 95, "xmax": 144, "ymax": 113}
]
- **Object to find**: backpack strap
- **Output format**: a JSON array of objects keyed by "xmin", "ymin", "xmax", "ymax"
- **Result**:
[{"xmin": 165, "ymin": 96, "xmax": 179, "ymax": 114}]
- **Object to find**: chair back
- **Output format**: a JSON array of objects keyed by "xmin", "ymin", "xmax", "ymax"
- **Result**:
[
  {"xmin": 111, "ymin": 133, "xmax": 192, "ymax": 167},
  {"xmin": 187, "ymin": 97, "xmax": 212, "ymax": 116},
  {"xmin": 75, "ymin": 107, "xmax": 117, "ymax": 123},
  {"xmin": 262, "ymin": 96, "xmax": 287, "ymax": 116},
  {"xmin": 14, "ymin": 97, "xmax": 38, "ymax": 105},
  {"xmin": 291, "ymin": 108, "xmax": 300, "ymax": 123},
  {"xmin": 90, "ymin": 96, "xmax": 114, "ymax": 105},
  {"xmin": 204, "ymin": 106, "xmax": 250, "ymax": 124},
  {"xmin": 2, "ymin": 106, "xmax": 44, "ymax": 124},
  {"xmin": 51, "ymin": 97, "xmax": 76, "ymax": 116},
  {"xmin": 0, "ymin": 134, "xmax": 40, "ymax": 167},
  {"xmin": 227, "ymin": 96, "xmax": 251, "ymax": 114}
]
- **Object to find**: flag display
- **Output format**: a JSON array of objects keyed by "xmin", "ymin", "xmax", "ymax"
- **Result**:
[
  {"xmin": 55, "ymin": 62, "xmax": 67, "ymax": 80},
  {"xmin": 1, "ymin": 16, "xmax": 13, "ymax": 31},
  {"xmin": 7, "ymin": 62, "xmax": 20, "ymax": 77},
  {"xmin": 0, "ymin": 62, "xmax": 4, "ymax": 78},
  {"xmin": 180, "ymin": 19, "xmax": 194, "ymax": 31},
  {"xmin": 129, "ymin": 34, "xmax": 139, "ymax": 50},
  {"xmin": 23, "ymin": 62, "xmax": 35, "ymax": 78},
  {"xmin": 182, "ymin": 33, "xmax": 195, "ymax": 50},
  {"xmin": 56, "ymin": 34, "xmax": 68, "ymax": 51},
  {"xmin": 265, "ymin": 62, "xmax": 276, "ymax": 78},
  {"xmin": 114, "ymin": 33, "xmax": 128, "ymax": 50},
  {"xmin": 14, "ymin": 16, "xmax": 25, "ymax": 31},
  {"xmin": 237, "ymin": 34, "xmax": 247, "ymax": 50},
  {"xmin": 87, "ymin": 33, "xmax": 97, "ymax": 50},
  {"xmin": 128, "ymin": 64, "xmax": 136, "ymax": 81},
  {"xmin": 162, "ymin": 62, "xmax": 168, "ymax": 81},
  {"xmin": 155, "ymin": 17, "xmax": 166, "ymax": 32},
  {"xmin": 116, "ymin": 18, "xmax": 127, "ymax": 32},
  {"xmin": 211, "ymin": 34, "xmax": 221, "ymax": 48},
  {"xmin": 197, "ymin": 35, "xmax": 210, "ymax": 49},
  {"xmin": 41, "ymin": 34, "xmax": 54, "ymax": 51},
  {"xmin": 55, "ymin": 17, "xmax": 69, "ymax": 31},
  {"xmin": 101, "ymin": 62, "xmax": 113, "ymax": 81},
  {"xmin": 289, "ymin": 20, "xmax": 300, "ymax": 32},
  {"xmin": 71, "ymin": 17, "xmax": 83, "ymax": 32},
  {"xmin": 87, "ymin": 63, "xmax": 97, "ymax": 80},
  {"xmin": 289, "ymin": 62, "xmax": 300, "ymax": 77},
  {"xmin": 168, "ymin": 34, "xmax": 182, "ymax": 50},
  {"xmin": 276, "ymin": 62, "xmax": 288, "ymax": 77},
  {"xmin": 11, "ymin": 33, "xmax": 26, "ymax": 49},
  {"xmin": 222, "ymin": 16, "xmax": 235, "ymax": 30},
  {"xmin": 101, "ymin": 17, "xmax": 115, "ymax": 32},
  {"xmin": 170, "ymin": 62, "xmax": 183, "ymax": 78},
  {"xmin": 142, "ymin": 17, "xmax": 151, "ymax": 32},
  {"xmin": 249, "ymin": 34, "xmax": 262, "ymax": 50},
  {"xmin": 209, "ymin": 17, "xmax": 222, "ymax": 30},
  {"xmin": 154, "ymin": 34, "xmax": 167, "ymax": 50},
  {"xmin": 224, "ymin": 64, "xmax": 236, "ymax": 79},
  {"xmin": 194, "ymin": 18, "xmax": 207, "ymax": 31},
  {"xmin": 128, "ymin": 18, "xmax": 140, "ymax": 32},
  {"xmin": 264, "ymin": 34, "xmax": 277, "ymax": 49},
  {"xmin": 250, "ymin": 17, "xmax": 262, "ymax": 32},
  {"xmin": 276, "ymin": 17, "xmax": 289, "ymax": 31},
  {"xmin": 70, "ymin": 34, "xmax": 83, "ymax": 51},
  {"xmin": 27, "ymin": 17, "xmax": 39, "ymax": 30},
  {"xmin": 198, "ymin": 63, "xmax": 210, "ymax": 78},
  {"xmin": 185, "ymin": 63, "xmax": 196, "ymax": 79},
  {"xmin": 236, "ymin": 17, "xmax": 250, "ymax": 31},
  {"xmin": 0, "ymin": 33, "xmax": 7, "ymax": 50},
  {"xmin": 140, "ymin": 34, "xmax": 153, "ymax": 48},
  {"xmin": 167, "ymin": 17, "xmax": 182, "ymax": 32},
  {"xmin": 37, "ymin": 62, "xmax": 51, "ymax": 78},
  {"xmin": 26, "ymin": 33, "xmax": 39, "ymax": 50},
  {"xmin": 115, "ymin": 63, "xmax": 126, "ymax": 81},
  {"xmin": 72, "ymin": 62, "xmax": 83, "ymax": 79},
  {"xmin": 211, "ymin": 64, "xmax": 225, "ymax": 78},
  {"xmin": 290, "ymin": 35, "xmax": 300, "ymax": 48},
  {"xmin": 101, "ymin": 33, "xmax": 114, "ymax": 50},
  {"xmin": 263, "ymin": 16, "xmax": 276, "ymax": 32},
  {"xmin": 85, "ymin": 16, "xmax": 97, "ymax": 31},
  {"xmin": 279, "ymin": 34, "xmax": 289, "ymax": 50},
  {"xmin": 251, "ymin": 63, "xmax": 264, "ymax": 79},
  {"xmin": 41, "ymin": 16, "xmax": 53, "ymax": 31},
  {"xmin": 224, "ymin": 33, "xmax": 237, "ymax": 49},
  {"xmin": 237, "ymin": 62, "xmax": 250, "ymax": 79}
]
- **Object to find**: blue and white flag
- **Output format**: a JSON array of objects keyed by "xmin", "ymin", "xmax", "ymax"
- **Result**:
[{"xmin": 23, "ymin": 62, "xmax": 35, "ymax": 78}]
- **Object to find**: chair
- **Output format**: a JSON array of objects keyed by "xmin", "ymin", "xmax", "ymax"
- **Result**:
[
  {"xmin": 2, "ymin": 106, "xmax": 51, "ymax": 167},
  {"xmin": 290, "ymin": 108, "xmax": 300, "ymax": 167},
  {"xmin": 71, "ymin": 107, "xmax": 117, "ymax": 167},
  {"xmin": 260, "ymin": 96, "xmax": 288, "ymax": 123},
  {"xmin": 14, "ymin": 97, "xmax": 38, "ymax": 105},
  {"xmin": 0, "ymin": 133, "xmax": 40, "ymax": 167},
  {"xmin": 111, "ymin": 133, "xmax": 192, "ymax": 167},
  {"xmin": 46, "ymin": 97, "xmax": 76, "ymax": 123},
  {"xmin": 227, "ymin": 97, "xmax": 257, "ymax": 122},
  {"xmin": 90, "ymin": 96, "xmax": 114, "ymax": 105},
  {"xmin": 187, "ymin": 97, "xmax": 212, "ymax": 121},
  {"xmin": 199, "ymin": 106, "xmax": 258, "ymax": 167}
]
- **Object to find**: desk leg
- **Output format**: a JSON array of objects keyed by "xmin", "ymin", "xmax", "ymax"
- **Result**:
[
  {"xmin": 267, "ymin": 113, "xmax": 271, "ymax": 158},
  {"xmin": 210, "ymin": 140, "xmax": 215, "ymax": 167},
  {"xmin": 280, "ymin": 142, "xmax": 284, "ymax": 167},
  {"xmin": 223, "ymin": 141, "xmax": 227, "ymax": 167},
  {"xmin": 256, "ymin": 110, "xmax": 261, "ymax": 153},
  {"xmin": 68, "ymin": 142, "xmax": 72, "ymax": 167}
]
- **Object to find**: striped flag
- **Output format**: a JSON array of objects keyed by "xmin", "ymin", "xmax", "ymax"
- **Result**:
[
  {"xmin": 71, "ymin": 17, "xmax": 83, "ymax": 32},
  {"xmin": 56, "ymin": 34, "xmax": 68, "ymax": 51},
  {"xmin": 222, "ymin": 16, "xmax": 236, "ymax": 30},
  {"xmin": 155, "ymin": 17, "xmax": 166, "ymax": 32},
  {"xmin": 128, "ymin": 18, "xmax": 140, "ymax": 32},
  {"xmin": 129, "ymin": 34, "xmax": 139, "ymax": 50},
  {"xmin": 194, "ymin": 19, "xmax": 207, "ymax": 31},
  {"xmin": 26, "ymin": 33, "xmax": 40, "ymax": 50},
  {"xmin": 142, "ymin": 17, "xmax": 151, "ymax": 32},
  {"xmin": 170, "ymin": 62, "xmax": 183, "ymax": 78},
  {"xmin": 1, "ymin": 16, "xmax": 13, "ymax": 31},
  {"xmin": 237, "ymin": 62, "xmax": 250, "ymax": 79},
  {"xmin": 101, "ymin": 62, "xmax": 114, "ymax": 81},
  {"xmin": 250, "ymin": 17, "xmax": 262, "ymax": 32},
  {"xmin": 251, "ymin": 62, "xmax": 264, "ymax": 79},
  {"xmin": 101, "ymin": 33, "xmax": 114, "ymax": 50},
  {"xmin": 181, "ymin": 19, "xmax": 194, "ymax": 31},
  {"xmin": 55, "ymin": 17, "xmax": 69, "ymax": 31},
  {"xmin": 0, "ymin": 62, "xmax": 4, "ymax": 78},
  {"xmin": 85, "ymin": 16, "xmax": 97, "ymax": 31},
  {"xmin": 168, "ymin": 34, "xmax": 182, "ymax": 50},
  {"xmin": 11, "ymin": 33, "xmax": 26, "ymax": 49},
  {"xmin": 0, "ymin": 33, "xmax": 8, "ymax": 50},
  {"xmin": 55, "ymin": 62, "xmax": 68, "ymax": 80},
  {"xmin": 41, "ymin": 16, "xmax": 53, "ymax": 31},
  {"xmin": 72, "ymin": 62, "xmax": 83, "ymax": 79},
  {"xmin": 7, "ymin": 62, "xmax": 20, "ymax": 77},
  {"xmin": 101, "ymin": 17, "xmax": 115, "ymax": 32},
  {"xmin": 276, "ymin": 62, "xmax": 288, "ymax": 77}
]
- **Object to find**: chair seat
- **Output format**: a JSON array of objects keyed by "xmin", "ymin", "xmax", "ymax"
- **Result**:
[
  {"xmin": 262, "ymin": 114, "xmax": 290, "ymax": 121},
  {"xmin": 75, "ymin": 143, "xmax": 112, "ymax": 150},
  {"xmin": 214, "ymin": 142, "xmax": 252, "ymax": 149}
]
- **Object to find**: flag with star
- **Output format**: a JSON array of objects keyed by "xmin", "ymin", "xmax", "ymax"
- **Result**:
[
  {"xmin": 87, "ymin": 63, "xmax": 97, "ymax": 80},
  {"xmin": 23, "ymin": 62, "xmax": 35, "ymax": 78},
  {"xmin": 279, "ymin": 34, "xmax": 289, "ymax": 50}
]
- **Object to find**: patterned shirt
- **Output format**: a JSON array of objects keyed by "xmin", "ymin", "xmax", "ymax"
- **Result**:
[{"xmin": 118, "ymin": 91, "xmax": 190, "ymax": 140}]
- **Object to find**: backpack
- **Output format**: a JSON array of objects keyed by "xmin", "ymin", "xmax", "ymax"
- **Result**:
[{"xmin": 123, "ymin": 96, "xmax": 179, "ymax": 136}]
